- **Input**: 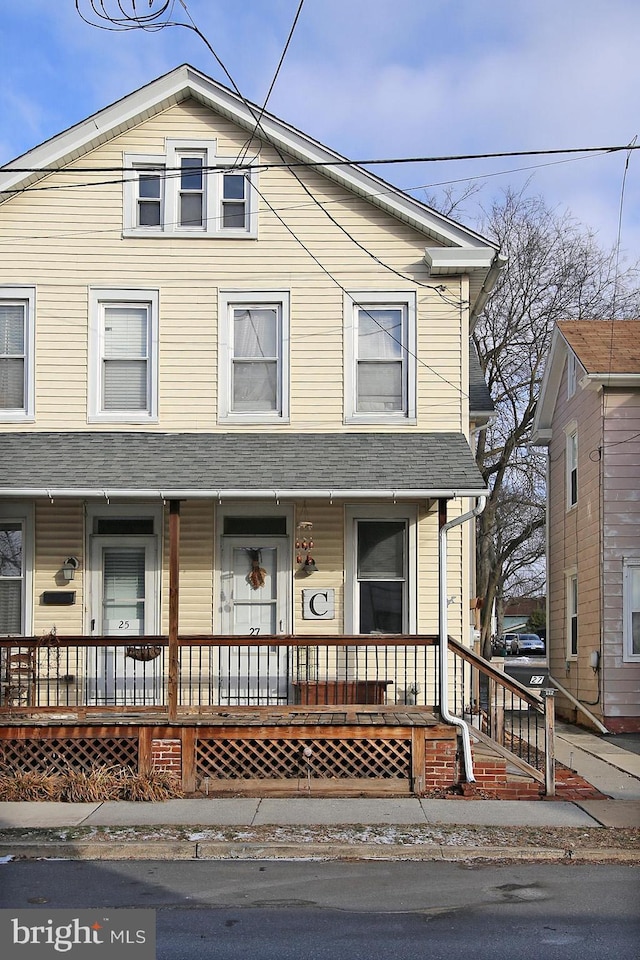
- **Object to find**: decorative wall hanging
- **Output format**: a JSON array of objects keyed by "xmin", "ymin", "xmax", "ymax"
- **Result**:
[
  {"xmin": 246, "ymin": 548, "xmax": 267, "ymax": 589},
  {"xmin": 296, "ymin": 507, "xmax": 317, "ymax": 574}
]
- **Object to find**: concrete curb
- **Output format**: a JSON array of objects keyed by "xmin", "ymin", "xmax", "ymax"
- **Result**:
[{"xmin": 2, "ymin": 840, "xmax": 639, "ymax": 863}]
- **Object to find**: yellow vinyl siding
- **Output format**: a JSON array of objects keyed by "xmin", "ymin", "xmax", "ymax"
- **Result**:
[
  {"xmin": 0, "ymin": 99, "xmax": 467, "ymax": 436},
  {"xmin": 33, "ymin": 499, "xmax": 84, "ymax": 635}
]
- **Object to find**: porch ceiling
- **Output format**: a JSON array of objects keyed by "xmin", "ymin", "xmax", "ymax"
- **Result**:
[{"xmin": 0, "ymin": 432, "xmax": 487, "ymax": 499}]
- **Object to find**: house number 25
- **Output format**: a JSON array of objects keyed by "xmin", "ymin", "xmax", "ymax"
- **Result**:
[{"xmin": 119, "ymin": 620, "xmax": 130, "ymax": 630}]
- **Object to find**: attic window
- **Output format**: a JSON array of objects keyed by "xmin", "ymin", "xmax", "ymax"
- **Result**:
[{"xmin": 124, "ymin": 141, "xmax": 257, "ymax": 238}]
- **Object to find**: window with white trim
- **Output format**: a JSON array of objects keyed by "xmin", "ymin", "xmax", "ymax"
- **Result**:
[
  {"xmin": 89, "ymin": 289, "xmax": 159, "ymax": 422},
  {"xmin": 0, "ymin": 287, "xmax": 35, "ymax": 421},
  {"xmin": 567, "ymin": 351, "xmax": 577, "ymax": 398},
  {"xmin": 567, "ymin": 572, "xmax": 578, "ymax": 657},
  {"xmin": 0, "ymin": 507, "xmax": 32, "ymax": 636},
  {"xmin": 124, "ymin": 140, "xmax": 256, "ymax": 237},
  {"xmin": 623, "ymin": 559, "xmax": 640, "ymax": 662},
  {"xmin": 346, "ymin": 505, "xmax": 416, "ymax": 634},
  {"xmin": 566, "ymin": 428, "xmax": 578, "ymax": 508},
  {"xmin": 344, "ymin": 292, "xmax": 416, "ymax": 422},
  {"xmin": 218, "ymin": 291, "xmax": 289, "ymax": 422}
]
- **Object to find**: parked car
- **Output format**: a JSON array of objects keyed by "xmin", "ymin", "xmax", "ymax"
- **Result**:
[
  {"xmin": 511, "ymin": 633, "xmax": 545, "ymax": 656},
  {"xmin": 494, "ymin": 633, "xmax": 518, "ymax": 656}
]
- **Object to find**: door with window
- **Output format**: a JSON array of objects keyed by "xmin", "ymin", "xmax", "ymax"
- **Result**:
[
  {"xmin": 88, "ymin": 536, "xmax": 160, "ymax": 705},
  {"xmin": 219, "ymin": 538, "xmax": 289, "ymax": 704}
]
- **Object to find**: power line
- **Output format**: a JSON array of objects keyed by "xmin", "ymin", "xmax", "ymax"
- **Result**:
[{"xmin": 2, "ymin": 143, "xmax": 637, "ymax": 176}]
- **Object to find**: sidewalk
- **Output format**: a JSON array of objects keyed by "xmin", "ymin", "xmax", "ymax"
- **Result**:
[{"xmin": 0, "ymin": 722, "xmax": 638, "ymax": 862}]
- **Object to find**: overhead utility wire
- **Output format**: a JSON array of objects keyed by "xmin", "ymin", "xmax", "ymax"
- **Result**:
[
  {"xmin": 3, "ymin": 144, "xmax": 636, "ymax": 175},
  {"xmin": 234, "ymin": 0, "xmax": 306, "ymax": 168}
]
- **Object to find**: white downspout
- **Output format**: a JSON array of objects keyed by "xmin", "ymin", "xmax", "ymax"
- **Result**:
[{"xmin": 439, "ymin": 496, "xmax": 487, "ymax": 783}]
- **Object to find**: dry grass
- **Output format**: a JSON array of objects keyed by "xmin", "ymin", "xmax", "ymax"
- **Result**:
[{"xmin": 0, "ymin": 765, "xmax": 183, "ymax": 802}]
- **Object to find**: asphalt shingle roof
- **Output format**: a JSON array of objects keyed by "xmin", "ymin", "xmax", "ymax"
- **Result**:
[
  {"xmin": 0, "ymin": 432, "xmax": 486, "ymax": 497},
  {"xmin": 559, "ymin": 320, "xmax": 640, "ymax": 375},
  {"xmin": 469, "ymin": 342, "xmax": 494, "ymax": 415}
]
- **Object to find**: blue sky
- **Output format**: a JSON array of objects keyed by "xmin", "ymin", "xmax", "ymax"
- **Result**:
[{"xmin": 2, "ymin": 0, "xmax": 640, "ymax": 256}]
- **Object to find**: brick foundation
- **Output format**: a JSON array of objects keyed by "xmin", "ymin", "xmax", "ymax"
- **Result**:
[
  {"xmin": 423, "ymin": 737, "xmax": 458, "ymax": 790},
  {"xmin": 151, "ymin": 738, "xmax": 182, "ymax": 775}
]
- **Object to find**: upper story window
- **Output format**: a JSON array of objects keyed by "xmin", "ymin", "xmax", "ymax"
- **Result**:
[
  {"xmin": 124, "ymin": 140, "xmax": 257, "ymax": 238},
  {"xmin": 567, "ymin": 351, "xmax": 577, "ymax": 398},
  {"xmin": 89, "ymin": 288, "xmax": 159, "ymax": 423},
  {"xmin": 623, "ymin": 559, "xmax": 640, "ymax": 662},
  {"xmin": 0, "ymin": 287, "xmax": 35, "ymax": 422},
  {"xmin": 566, "ymin": 427, "xmax": 578, "ymax": 509},
  {"xmin": 218, "ymin": 291, "xmax": 290, "ymax": 423},
  {"xmin": 344, "ymin": 292, "xmax": 416, "ymax": 423}
]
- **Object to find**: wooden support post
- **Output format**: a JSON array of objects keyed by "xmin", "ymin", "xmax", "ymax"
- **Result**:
[
  {"xmin": 168, "ymin": 500, "xmax": 180, "ymax": 723},
  {"xmin": 181, "ymin": 727, "xmax": 197, "ymax": 794},
  {"xmin": 543, "ymin": 688, "xmax": 556, "ymax": 797},
  {"xmin": 138, "ymin": 726, "xmax": 153, "ymax": 776},
  {"xmin": 411, "ymin": 727, "xmax": 426, "ymax": 796}
]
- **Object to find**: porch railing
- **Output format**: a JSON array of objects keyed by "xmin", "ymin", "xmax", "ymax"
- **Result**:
[
  {"xmin": 0, "ymin": 635, "xmax": 439, "ymax": 713},
  {"xmin": 1, "ymin": 633, "xmax": 554, "ymax": 793},
  {"xmin": 448, "ymin": 636, "xmax": 555, "ymax": 795}
]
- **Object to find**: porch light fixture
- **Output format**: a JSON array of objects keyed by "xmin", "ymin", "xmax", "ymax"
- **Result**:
[{"xmin": 62, "ymin": 556, "xmax": 79, "ymax": 582}]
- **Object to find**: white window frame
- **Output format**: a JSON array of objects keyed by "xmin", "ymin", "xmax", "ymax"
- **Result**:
[
  {"xmin": 565, "ymin": 424, "xmax": 578, "ymax": 510},
  {"xmin": 566, "ymin": 570, "xmax": 578, "ymax": 659},
  {"xmin": 567, "ymin": 351, "xmax": 577, "ymax": 399},
  {"xmin": 123, "ymin": 139, "xmax": 257, "ymax": 238},
  {"xmin": 218, "ymin": 290, "xmax": 290, "ymax": 423},
  {"xmin": 88, "ymin": 288, "xmax": 159, "ymax": 423},
  {"xmin": 0, "ymin": 286, "xmax": 35, "ymax": 422},
  {"xmin": 344, "ymin": 291, "xmax": 416, "ymax": 423},
  {"xmin": 623, "ymin": 558, "xmax": 640, "ymax": 663},
  {"xmin": 0, "ymin": 504, "xmax": 34, "ymax": 636},
  {"xmin": 345, "ymin": 504, "xmax": 417, "ymax": 634}
]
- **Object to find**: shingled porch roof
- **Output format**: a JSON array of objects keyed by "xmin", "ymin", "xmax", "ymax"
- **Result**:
[{"xmin": 0, "ymin": 432, "xmax": 487, "ymax": 500}]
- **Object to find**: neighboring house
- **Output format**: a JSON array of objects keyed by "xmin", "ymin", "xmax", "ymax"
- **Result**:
[
  {"xmin": 502, "ymin": 597, "xmax": 546, "ymax": 637},
  {"xmin": 533, "ymin": 320, "xmax": 640, "ymax": 733},
  {"xmin": 2, "ymin": 65, "xmax": 543, "ymax": 794}
]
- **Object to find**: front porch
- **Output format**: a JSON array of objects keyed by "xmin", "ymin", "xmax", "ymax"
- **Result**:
[{"xmin": 1, "ymin": 634, "xmax": 555, "ymax": 797}]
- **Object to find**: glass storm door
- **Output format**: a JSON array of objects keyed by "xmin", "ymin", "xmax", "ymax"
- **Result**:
[
  {"xmin": 219, "ymin": 538, "xmax": 289, "ymax": 704},
  {"xmin": 88, "ymin": 538, "xmax": 160, "ymax": 705}
]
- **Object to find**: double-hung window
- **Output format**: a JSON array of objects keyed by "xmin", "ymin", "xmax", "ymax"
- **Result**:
[
  {"xmin": 566, "ymin": 427, "xmax": 578, "ymax": 509},
  {"xmin": 219, "ymin": 291, "xmax": 290, "ymax": 422},
  {"xmin": 89, "ymin": 289, "xmax": 159, "ymax": 422},
  {"xmin": 623, "ymin": 559, "xmax": 640, "ymax": 662},
  {"xmin": 345, "ymin": 292, "xmax": 416, "ymax": 422},
  {"xmin": 0, "ymin": 287, "xmax": 35, "ymax": 421},
  {"xmin": 567, "ymin": 572, "xmax": 578, "ymax": 658},
  {"xmin": 0, "ymin": 507, "xmax": 32, "ymax": 636},
  {"xmin": 346, "ymin": 506, "xmax": 416, "ymax": 635},
  {"xmin": 124, "ymin": 140, "xmax": 257, "ymax": 237}
]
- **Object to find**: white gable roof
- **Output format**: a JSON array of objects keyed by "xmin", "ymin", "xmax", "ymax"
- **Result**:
[{"xmin": 0, "ymin": 63, "xmax": 503, "ymax": 316}]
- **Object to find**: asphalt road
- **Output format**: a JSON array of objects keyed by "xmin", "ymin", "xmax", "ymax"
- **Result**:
[{"xmin": 1, "ymin": 860, "xmax": 638, "ymax": 959}]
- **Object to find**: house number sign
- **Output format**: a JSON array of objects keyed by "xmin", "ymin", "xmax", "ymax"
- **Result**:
[{"xmin": 302, "ymin": 588, "xmax": 335, "ymax": 620}]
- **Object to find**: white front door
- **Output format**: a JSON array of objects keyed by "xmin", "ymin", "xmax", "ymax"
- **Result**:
[
  {"xmin": 219, "ymin": 538, "xmax": 289, "ymax": 704},
  {"xmin": 88, "ymin": 536, "xmax": 161, "ymax": 705}
]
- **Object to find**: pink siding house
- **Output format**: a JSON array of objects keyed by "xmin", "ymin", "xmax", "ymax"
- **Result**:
[{"xmin": 533, "ymin": 320, "xmax": 640, "ymax": 732}]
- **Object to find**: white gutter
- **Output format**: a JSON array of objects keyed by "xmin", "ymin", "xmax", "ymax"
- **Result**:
[
  {"xmin": 0, "ymin": 487, "xmax": 489, "ymax": 501},
  {"xmin": 439, "ymin": 496, "xmax": 487, "ymax": 782}
]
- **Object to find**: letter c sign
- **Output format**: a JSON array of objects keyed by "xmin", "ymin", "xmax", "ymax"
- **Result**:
[{"xmin": 303, "ymin": 588, "xmax": 335, "ymax": 620}]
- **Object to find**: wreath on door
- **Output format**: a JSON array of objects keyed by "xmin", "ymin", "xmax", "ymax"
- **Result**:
[{"xmin": 246, "ymin": 549, "xmax": 267, "ymax": 590}]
